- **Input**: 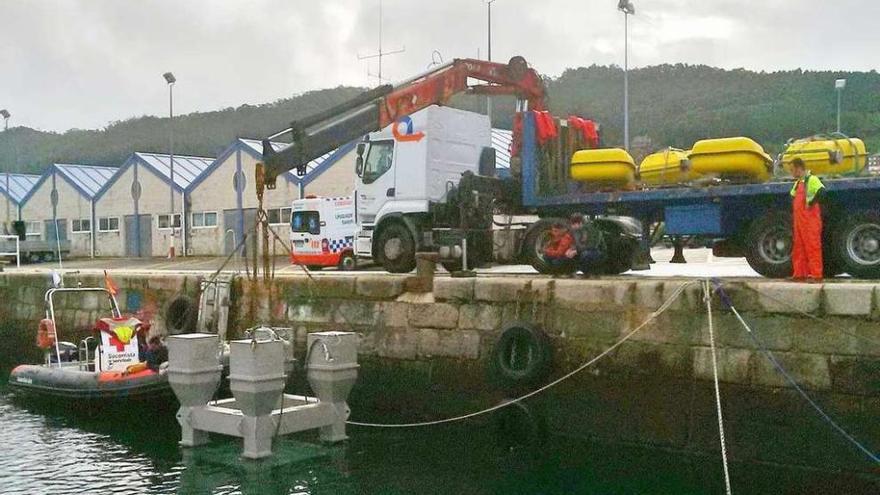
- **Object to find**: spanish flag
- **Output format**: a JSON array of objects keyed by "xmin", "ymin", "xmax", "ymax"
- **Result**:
[{"xmin": 104, "ymin": 270, "xmax": 119, "ymax": 296}]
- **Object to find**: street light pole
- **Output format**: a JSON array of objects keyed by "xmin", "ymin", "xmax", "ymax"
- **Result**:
[
  {"xmin": 486, "ymin": 0, "xmax": 496, "ymax": 122},
  {"xmin": 618, "ymin": 1, "xmax": 635, "ymax": 151},
  {"xmin": 835, "ymin": 78, "xmax": 846, "ymax": 134},
  {"xmin": 1, "ymin": 109, "xmax": 10, "ymax": 233},
  {"xmin": 163, "ymin": 72, "xmax": 177, "ymax": 258}
]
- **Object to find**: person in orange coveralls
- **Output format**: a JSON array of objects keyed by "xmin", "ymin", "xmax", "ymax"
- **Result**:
[
  {"xmin": 790, "ymin": 158, "xmax": 826, "ymax": 281},
  {"xmin": 543, "ymin": 222, "xmax": 575, "ymax": 268}
]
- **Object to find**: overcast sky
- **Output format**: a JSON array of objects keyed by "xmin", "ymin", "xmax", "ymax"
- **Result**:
[{"xmin": 2, "ymin": 0, "xmax": 878, "ymax": 132}]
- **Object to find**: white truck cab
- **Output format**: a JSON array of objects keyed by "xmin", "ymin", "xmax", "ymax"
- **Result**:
[
  {"xmin": 354, "ymin": 105, "xmax": 492, "ymax": 272},
  {"xmin": 290, "ymin": 195, "xmax": 357, "ymax": 270}
]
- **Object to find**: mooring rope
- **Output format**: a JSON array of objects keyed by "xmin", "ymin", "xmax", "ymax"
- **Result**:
[
  {"xmin": 743, "ymin": 283, "xmax": 880, "ymax": 347},
  {"xmin": 346, "ymin": 281, "xmax": 695, "ymax": 428},
  {"xmin": 703, "ymin": 280, "xmax": 733, "ymax": 495},
  {"xmin": 713, "ymin": 281, "xmax": 880, "ymax": 465}
]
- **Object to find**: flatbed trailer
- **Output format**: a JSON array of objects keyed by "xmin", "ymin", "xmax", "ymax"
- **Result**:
[{"xmin": 517, "ymin": 112, "xmax": 880, "ymax": 279}]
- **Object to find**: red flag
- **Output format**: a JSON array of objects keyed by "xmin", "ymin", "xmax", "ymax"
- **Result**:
[{"xmin": 104, "ymin": 270, "xmax": 119, "ymax": 296}]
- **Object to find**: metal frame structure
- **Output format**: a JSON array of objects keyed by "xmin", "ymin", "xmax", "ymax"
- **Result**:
[{"xmin": 43, "ymin": 287, "xmax": 121, "ymax": 369}]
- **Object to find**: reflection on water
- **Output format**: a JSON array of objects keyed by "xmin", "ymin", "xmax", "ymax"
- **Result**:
[{"xmin": 1, "ymin": 386, "xmax": 878, "ymax": 495}]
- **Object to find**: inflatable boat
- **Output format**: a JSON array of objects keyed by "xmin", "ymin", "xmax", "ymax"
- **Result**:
[
  {"xmin": 8, "ymin": 287, "xmax": 171, "ymax": 401},
  {"xmin": 638, "ymin": 148, "xmax": 696, "ymax": 185},
  {"xmin": 689, "ymin": 137, "xmax": 773, "ymax": 182},
  {"xmin": 781, "ymin": 135, "xmax": 868, "ymax": 176},
  {"xmin": 570, "ymin": 148, "xmax": 636, "ymax": 186}
]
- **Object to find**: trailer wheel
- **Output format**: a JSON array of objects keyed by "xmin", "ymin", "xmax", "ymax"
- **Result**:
[
  {"xmin": 745, "ymin": 212, "xmax": 792, "ymax": 278},
  {"xmin": 603, "ymin": 236, "xmax": 636, "ymax": 275},
  {"xmin": 377, "ymin": 222, "xmax": 416, "ymax": 273},
  {"xmin": 522, "ymin": 219, "xmax": 576, "ymax": 275},
  {"xmin": 338, "ymin": 252, "xmax": 357, "ymax": 271},
  {"xmin": 305, "ymin": 265, "xmax": 323, "ymax": 271},
  {"xmin": 832, "ymin": 211, "xmax": 880, "ymax": 279}
]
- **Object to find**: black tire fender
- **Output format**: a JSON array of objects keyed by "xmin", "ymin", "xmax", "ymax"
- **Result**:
[
  {"xmin": 494, "ymin": 399, "xmax": 547, "ymax": 451},
  {"xmin": 165, "ymin": 295, "xmax": 198, "ymax": 335},
  {"xmin": 491, "ymin": 321, "xmax": 552, "ymax": 388}
]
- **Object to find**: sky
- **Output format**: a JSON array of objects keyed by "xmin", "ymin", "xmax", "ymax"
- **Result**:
[{"xmin": 1, "ymin": 0, "xmax": 878, "ymax": 132}]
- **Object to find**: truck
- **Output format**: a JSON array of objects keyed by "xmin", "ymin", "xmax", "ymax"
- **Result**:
[
  {"xmin": 259, "ymin": 56, "xmax": 880, "ymax": 279},
  {"xmin": 289, "ymin": 195, "xmax": 357, "ymax": 271}
]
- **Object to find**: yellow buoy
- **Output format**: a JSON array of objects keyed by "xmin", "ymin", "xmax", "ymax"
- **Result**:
[
  {"xmin": 638, "ymin": 148, "xmax": 697, "ymax": 185},
  {"xmin": 781, "ymin": 136, "xmax": 867, "ymax": 176},
  {"xmin": 570, "ymin": 148, "xmax": 636, "ymax": 186},
  {"xmin": 689, "ymin": 137, "xmax": 773, "ymax": 182}
]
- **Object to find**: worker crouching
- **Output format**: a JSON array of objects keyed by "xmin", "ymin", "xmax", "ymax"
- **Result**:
[{"xmin": 790, "ymin": 158, "xmax": 826, "ymax": 281}]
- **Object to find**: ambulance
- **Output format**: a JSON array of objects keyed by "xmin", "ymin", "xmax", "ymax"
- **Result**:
[{"xmin": 289, "ymin": 195, "xmax": 357, "ymax": 270}]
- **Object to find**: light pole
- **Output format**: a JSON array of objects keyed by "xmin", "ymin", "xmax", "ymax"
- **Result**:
[
  {"xmin": 163, "ymin": 72, "xmax": 177, "ymax": 258},
  {"xmin": 486, "ymin": 0, "xmax": 496, "ymax": 122},
  {"xmin": 835, "ymin": 78, "xmax": 846, "ymax": 134},
  {"xmin": 1, "ymin": 109, "xmax": 10, "ymax": 232},
  {"xmin": 618, "ymin": 0, "xmax": 635, "ymax": 151}
]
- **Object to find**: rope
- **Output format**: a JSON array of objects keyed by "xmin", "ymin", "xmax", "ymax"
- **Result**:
[
  {"xmin": 703, "ymin": 280, "xmax": 733, "ymax": 495},
  {"xmin": 743, "ymin": 283, "xmax": 880, "ymax": 347},
  {"xmin": 713, "ymin": 281, "xmax": 880, "ymax": 465},
  {"xmin": 346, "ymin": 281, "xmax": 694, "ymax": 428}
]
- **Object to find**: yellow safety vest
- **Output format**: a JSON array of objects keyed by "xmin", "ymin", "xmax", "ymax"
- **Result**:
[{"xmin": 790, "ymin": 174, "xmax": 825, "ymax": 205}]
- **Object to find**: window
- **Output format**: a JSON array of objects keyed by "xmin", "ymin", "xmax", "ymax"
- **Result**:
[
  {"xmin": 157, "ymin": 213, "xmax": 181, "ymax": 230},
  {"xmin": 191, "ymin": 211, "xmax": 218, "ymax": 228},
  {"xmin": 291, "ymin": 211, "xmax": 321, "ymax": 235},
  {"xmin": 267, "ymin": 207, "xmax": 292, "ymax": 226},
  {"xmin": 71, "ymin": 219, "xmax": 91, "ymax": 233},
  {"xmin": 99, "ymin": 217, "xmax": 120, "ymax": 232},
  {"xmin": 25, "ymin": 221, "xmax": 41, "ymax": 238},
  {"xmin": 360, "ymin": 140, "xmax": 394, "ymax": 184}
]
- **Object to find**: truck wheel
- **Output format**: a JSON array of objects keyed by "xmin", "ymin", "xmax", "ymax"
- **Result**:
[
  {"xmin": 338, "ymin": 253, "xmax": 357, "ymax": 271},
  {"xmin": 440, "ymin": 260, "xmax": 462, "ymax": 273},
  {"xmin": 522, "ymin": 219, "xmax": 576, "ymax": 275},
  {"xmin": 745, "ymin": 212, "xmax": 793, "ymax": 278},
  {"xmin": 832, "ymin": 211, "xmax": 880, "ymax": 279},
  {"xmin": 377, "ymin": 222, "xmax": 416, "ymax": 273},
  {"xmin": 603, "ymin": 236, "xmax": 636, "ymax": 275},
  {"xmin": 305, "ymin": 265, "xmax": 323, "ymax": 271}
]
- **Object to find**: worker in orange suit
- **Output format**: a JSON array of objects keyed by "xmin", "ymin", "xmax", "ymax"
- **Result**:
[{"xmin": 790, "ymin": 158, "xmax": 826, "ymax": 281}]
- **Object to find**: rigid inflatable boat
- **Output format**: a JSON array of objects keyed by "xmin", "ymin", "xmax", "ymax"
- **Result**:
[
  {"xmin": 638, "ymin": 148, "xmax": 696, "ymax": 185},
  {"xmin": 8, "ymin": 287, "xmax": 171, "ymax": 401},
  {"xmin": 689, "ymin": 137, "xmax": 773, "ymax": 182},
  {"xmin": 570, "ymin": 148, "xmax": 636, "ymax": 186},
  {"xmin": 781, "ymin": 135, "xmax": 868, "ymax": 176}
]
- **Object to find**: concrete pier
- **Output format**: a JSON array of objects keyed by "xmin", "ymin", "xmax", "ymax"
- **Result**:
[{"xmin": 1, "ymin": 271, "xmax": 877, "ymax": 472}]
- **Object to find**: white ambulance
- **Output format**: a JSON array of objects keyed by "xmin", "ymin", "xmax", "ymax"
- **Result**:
[{"xmin": 289, "ymin": 195, "xmax": 357, "ymax": 270}]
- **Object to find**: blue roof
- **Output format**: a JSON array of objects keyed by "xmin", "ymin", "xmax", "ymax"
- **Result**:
[
  {"xmin": 134, "ymin": 152, "xmax": 214, "ymax": 190},
  {"xmin": 0, "ymin": 173, "xmax": 40, "ymax": 204},
  {"xmin": 54, "ymin": 164, "xmax": 117, "ymax": 198}
]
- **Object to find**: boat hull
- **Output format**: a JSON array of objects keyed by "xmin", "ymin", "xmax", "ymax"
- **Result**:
[{"xmin": 8, "ymin": 364, "xmax": 170, "ymax": 401}]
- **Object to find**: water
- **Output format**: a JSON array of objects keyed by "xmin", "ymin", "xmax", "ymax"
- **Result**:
[{"xmin": 1, "ymin": 381, "xmax": 878, "ymax": 495}]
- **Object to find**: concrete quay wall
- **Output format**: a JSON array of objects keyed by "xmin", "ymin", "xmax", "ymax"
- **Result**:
[{"xmin": 1, "ymin": 272, "xmax": 878, "ymax": 473}]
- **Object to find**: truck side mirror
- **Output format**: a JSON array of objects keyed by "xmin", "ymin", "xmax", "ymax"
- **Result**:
[
  {"xmin": 356, "ymin": 156, "xmax": 364, "ymax": 176},
  {"xmin": 479, "ymin": 147, "xmax": 497, "ymax": 177},
  {"xmin": 356, "ymin": 143, "xmax": 366, "ymax": 157}
]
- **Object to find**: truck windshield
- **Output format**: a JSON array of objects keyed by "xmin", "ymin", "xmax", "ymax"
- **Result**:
[
  {"xmin": 361, "ymin": 141, "xmax": 394, "ymax": 184},
  {"xmin": 291, "ymin": 211, "xmax": 320, "ymax": 235}
]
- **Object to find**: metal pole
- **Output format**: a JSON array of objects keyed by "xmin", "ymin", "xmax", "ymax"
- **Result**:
[
  {"xmin": 486, "ymin": 0, "xmax": 494, "ymax": 122},
  {"xmin": 623, "ymin": 12, "xmax": 630, "ymax": 151},
  {"xmin": 3, "ymin": 116, "xmax": 9, "ymax": 233},
  {"xmin": 836, "ymin": 88, "xmax": 842, "ymax": 134},
  {"xmin": 169, "ymin": 82, "xmax": 175, "ymax": 226}
]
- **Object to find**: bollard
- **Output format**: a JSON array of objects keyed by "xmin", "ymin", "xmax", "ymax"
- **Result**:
[
  {"xmin": 409, "ymin": 252, "xmax": 439, "ymax": 293},
  {"xmin": 228, "ymin": 339, "xmax": 287, "ymax": 459},
  {"xmin": 167, "ymin": 334, "xmax": 223, "ymax": 447},
  {"xmin": 306, "ymin": 332, "xmax": 359, "ymax": 442}
]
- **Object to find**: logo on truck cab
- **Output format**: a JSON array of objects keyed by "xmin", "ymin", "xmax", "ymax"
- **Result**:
[{"xmin": 392, "ymin": 115, "xmax": 425, "ymax": 142}]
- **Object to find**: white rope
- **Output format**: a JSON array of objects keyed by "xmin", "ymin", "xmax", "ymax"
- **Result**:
[
  {"xmin": 347, "ymin": 281, "xmax": 695, "ymax": 429},
  {"xmin": 704, "ymin": 280, "xmax": 733, "ymax": 495}
]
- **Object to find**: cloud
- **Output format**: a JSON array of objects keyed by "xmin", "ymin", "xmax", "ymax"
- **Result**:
[{"xmin": 1, "ymin": 0, "xmax": 878, "ymax": 132}]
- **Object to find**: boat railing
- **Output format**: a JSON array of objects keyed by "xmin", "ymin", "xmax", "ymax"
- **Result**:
[
  {"xmin": 78, "ymin": 336, "xmax": 95, "ymax": 371},
  {"xmin": 44, "ymin": 287, "xmax": 121, "ymax": 368}
]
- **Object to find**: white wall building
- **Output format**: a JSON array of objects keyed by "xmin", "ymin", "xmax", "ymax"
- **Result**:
[
  {"xmin": 0, "ymin": 173, "xmax": 40, "ymax": 230},
  {"xmin": 93, "ymin": 152, "xmax": 213, "ymax": 257}
]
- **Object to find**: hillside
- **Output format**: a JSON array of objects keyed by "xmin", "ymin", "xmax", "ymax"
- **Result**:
[{"xmin": 1, "ymin": 64, "xmax": 878, "ymax": 174}]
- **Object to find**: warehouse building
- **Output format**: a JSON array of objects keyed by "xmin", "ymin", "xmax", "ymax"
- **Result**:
[
  {"xmin": 186, "ymin": 138, "xmax": 354, "ymax": 256},
  {"xmin": 19, "ymin": 164, "xmax": 116, "ymax": 257},
  {"xmin": 0, "ymin": 173, "xmax": 40, "ymax": 230},
  {"xmin": 94, "ymin": 152, "xmax": 213, "ymax": 257}
]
